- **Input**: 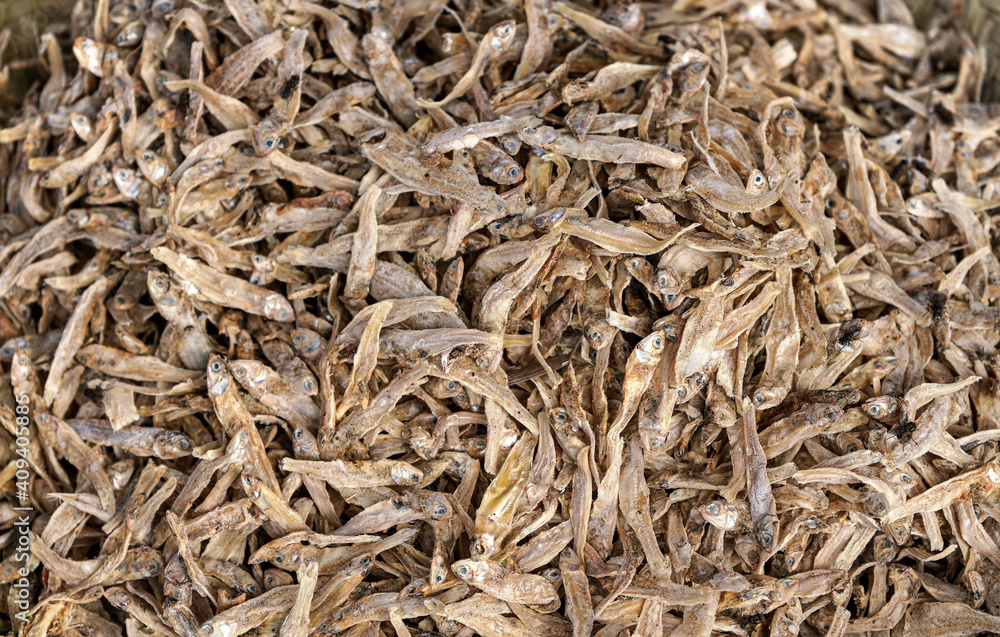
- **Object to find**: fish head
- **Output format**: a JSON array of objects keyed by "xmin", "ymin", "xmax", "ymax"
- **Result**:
[
  {"xmin": 200, "ymin": 618, "xmax": 238, "ymax": 637},
  {"xmin": 291, "ymin": 329, "xmax": 324, "ymax": 357},
  {"xmin": 746, "ymin": 169, "xmax": 768, "ymax": 195},
  {"xmin": 489, "ymin": 20, "xmax": 517, "ymax": 49},
  {"xmin": 469, "ymin": 534, "xmax": 496, "ymax": 558},
  {"xmin": 584, "ymin": 318, "xmax": 615, "ymax": 350},
  {"xmin": 700, "ymin": 500, "xmax": 739, "ymax": 531},
  {"xmin": 346, "ymin": 553, "xmax": 375, "ymax": 576},
  {"xmin": 228, "ymin": 360, "xmax": 266, "ymax": 388},
  {"xmin": 152, "ymin": 431, "xmax": 194, "ymax": 459},
  {"xmin": 422, "ymin": 493, "xmax": 452, "ymax": 519},
  {"xmin": 863, "ymin": 396, "xmax": 899, "ymax": 421},
  {"xmin": 633, "ymin": 329, "xmax": 666, "ymax": 364},
  {"xmin": 392, "ymin": 464, "xmax": 425, "ymax": 486},
  {"xmin": 451, "ymin": 558, "xmax": 489, "ymax": 583},
  {"xmin": 206, "ymin": 355, "xmax": 231, "ymax": 396},
  {"xmin": 252, "ymin": 118, "xmax": 283, "ymax": 156}
]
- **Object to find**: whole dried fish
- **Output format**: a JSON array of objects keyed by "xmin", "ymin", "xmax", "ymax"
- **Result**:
[{"xmin": 3, "ymin": 0, "xmax": 999, "ymax": 636}]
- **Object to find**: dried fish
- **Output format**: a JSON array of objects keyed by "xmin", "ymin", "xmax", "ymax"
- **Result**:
[{"xmin": 3, "ymin": 0, "xmax": 998, "ymax": 635}]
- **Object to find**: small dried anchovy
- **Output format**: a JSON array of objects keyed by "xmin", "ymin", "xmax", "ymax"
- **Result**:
[{"xmin": 2, "ymin": 0, "xmax": 1000, "ymax": 636}]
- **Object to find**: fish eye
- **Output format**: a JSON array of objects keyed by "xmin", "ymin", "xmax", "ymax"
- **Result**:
[
  {"xmin": 507, "ymin": 167, "xmax": 519, "ymax": 178},
  {"xmin": 666, "ymin": 145, "xmax": 681, "ymax": 153},
  {"xmin": 554, "ymin": 410, "xmax": 568, "ymax": 423},
  {"xmin": 1, "ymin": 348, "xmax": 12, "ymax": 358},
  {"xmin": 434, "ymin": 505, "xmax": 448, "ymax": 518},
  {"xmin": 900, "ymin": 473, "xmax": 911, "ymax": 483},
  {"xmin": 141, "ymin": 152, "xmax": 153, "ymax": 161},
  {"xmin": 690, "ymin": 63, "xmax": 705, "ymax": 73},
  {"xmin": 210, "ymin": 360, "xmax": 223, "ymax": 372},
  {"xmin": 294, "ymin": 429, "xmax": 305, "ymax": 439},
  {"xmin": 752, "ymin": 174, "xmax": 765, "ymax": 186},
  {"xmin": 825, "ymin": 198, "xmax": 835, "ymax": 209},
  {"xmin": 263, "ymin": 137, "xmax": 276, "ymax": 150},
  {"xmin": 677, "ymin": 387, "xmax": 687, "ymax": 399},
  {"xmin": 753, "ymin": 392, "xmax": 765, "ymax": 405},
  {"xmin": 706, "ymin": 503, "xmax": 720, "ymax": 515},
  {"xmin": 445, "ymin": 380, "xmax": 456, "ymax": 391},
  {"xmin": 435, "ymin": 572, "xmax": 445, "ymax": 583},
  {"xmin": 246, "ymin": 584, "xmax": 258, "ymax": 594},
  {"xmin": 201, "ymin": 624, "xmax": 213, "ymax": 635},
  {"xmin": 178, "ymin": 438, "xmax": 191, "ymax": 450},
  {"xmin": 457, "ymin": 565, "xmax": 470, "ymax": 577},
  {"xmin": 781, "ymin": 108, "xmax": 795, "ymax": 119},
  {"xmin": 302, "ymin": 378, "xmax": 316, "ymax": 391},
  {"xmin": 652, "ymin": 335, "xmax": 663, "ymax": 348},
  {"xmin": 361, "ymin": 556, "xmax": 371, "ymax": 566},
  {"xmin": 273, "ymin": 555, "xmax": 284, "ymax": 564},
  {"xmin": 496, "ymin": 23, "xmax": 513, "ymax": 36},
  {"xmin": 629, "ymin": 258, "xmax": 640, "ymax": 268},
  {"xmin": 522, "ymin": 126, "xmax": 536, "ymax": 134},
  {"xmin": 665, "ymin": 293, "xmax": 676, "ymax": 303}
]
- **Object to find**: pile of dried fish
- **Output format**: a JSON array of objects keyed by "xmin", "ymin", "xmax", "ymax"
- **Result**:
[{"xmin": 4, "ymin": 0, "xmax": 1000, "ymax": 634}]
